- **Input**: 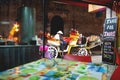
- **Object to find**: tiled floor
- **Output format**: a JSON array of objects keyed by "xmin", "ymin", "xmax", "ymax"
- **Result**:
[{"xmin": 91, "ymin": 55, "xmax": 116, "ymax": 80}]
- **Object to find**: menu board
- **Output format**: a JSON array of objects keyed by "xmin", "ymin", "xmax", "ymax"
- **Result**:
[
  {"xmin": 103, "ymin": 17, "xmax": 117, "ymax": 40},
  {"xmin": 102, "ymin": 17, "xmax": 117, "ymax": 65},
  {"xmin": 102, "ymin": 40, "xmax": 115, "ymax": 64}
]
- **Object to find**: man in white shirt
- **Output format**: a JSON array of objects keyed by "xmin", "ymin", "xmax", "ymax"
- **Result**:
[{"xmin": 54, "ymin": 31, "xmax": 67, "ymax": 50}]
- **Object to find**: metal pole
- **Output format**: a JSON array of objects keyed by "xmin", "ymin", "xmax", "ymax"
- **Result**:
[{"xmin": 42, "ymin": 0, "xmax": 48, "ymax": 58}]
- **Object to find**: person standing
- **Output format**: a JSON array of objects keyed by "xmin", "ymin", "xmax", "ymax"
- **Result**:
[{"xmin": 0, "ymin": 35, "xmax": 3, "ymax": 40}]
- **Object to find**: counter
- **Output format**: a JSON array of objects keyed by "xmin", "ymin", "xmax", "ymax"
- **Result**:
[{"xmin": 0, "ymin": 45, "xmax": 40, "ymax": 71}]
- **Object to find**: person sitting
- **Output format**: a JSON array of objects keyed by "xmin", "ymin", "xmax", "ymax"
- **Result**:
[{"xmin": 54, "ymin": 31, "xmax": 67, "ymax": 51}]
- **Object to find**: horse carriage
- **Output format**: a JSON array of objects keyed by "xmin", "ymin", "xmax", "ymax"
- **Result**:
[{"xmin": 39, "ymin": 33, "xmax": 102, "ymax": 58}]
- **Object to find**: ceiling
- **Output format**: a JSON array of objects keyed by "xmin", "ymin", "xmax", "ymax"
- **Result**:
[
  {"xmin": 56, "ymin": 0, "xmax": 115, "ymax": 7},
  {"xmin": 0, "ymin": 0, "xmax": 116, "ymax": 7},
  {"xmin": 0, "ymin": 0, "xmax": 118, "ymax": 9}
]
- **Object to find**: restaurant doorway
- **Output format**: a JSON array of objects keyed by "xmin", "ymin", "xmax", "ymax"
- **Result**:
[{"xmin": 50, "ymin": 15, "xmax": 64, "ymax": 35}]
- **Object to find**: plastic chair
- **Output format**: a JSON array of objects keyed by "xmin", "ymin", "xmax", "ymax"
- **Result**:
[
  {"xmin": 64, "ymin": 54, "xmax": 92, "ymax": 62},
  {"xmin": 110, "ymin": 66, "xmax": 120, "ymax": 80}
]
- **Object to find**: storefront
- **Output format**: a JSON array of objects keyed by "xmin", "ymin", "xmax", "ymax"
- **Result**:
[{"xmin": 0, "ymin": 1, "xmax": 120, "ymax": 79}]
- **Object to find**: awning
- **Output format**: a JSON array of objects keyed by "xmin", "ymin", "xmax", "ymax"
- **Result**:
[{"xmin": 56, "ymin": 0, "xmax": 114, "ymax": 7}]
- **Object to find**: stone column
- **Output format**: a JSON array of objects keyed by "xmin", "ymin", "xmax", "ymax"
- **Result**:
[
  {"xmin": 117, "ymin": 13, "xmax": 120, "ymax": 51},
  {"xmin": 106, "ymin": 5, "xmax": 120, "ymax": 52},
  {"xmin": 18, "ymin": 6, "xmax": 36, "ymax": 44},
  {"xmin": 106, "ymin": 7, "xmax": 116, "ymax": 18}
]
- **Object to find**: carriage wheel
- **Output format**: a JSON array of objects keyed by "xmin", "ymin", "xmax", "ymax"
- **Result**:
[
  {"xmin": 48, "ymin": 46, "xmax": 58, "ymax": 58},
  {"xmin": 77, "ymin": 48, "xmax": 88, "ymax": 56}
]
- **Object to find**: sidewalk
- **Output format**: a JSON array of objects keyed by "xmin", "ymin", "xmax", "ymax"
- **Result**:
[{"xmin": 92, "ymin": 55, "xmax": 102, "ymax": 63}]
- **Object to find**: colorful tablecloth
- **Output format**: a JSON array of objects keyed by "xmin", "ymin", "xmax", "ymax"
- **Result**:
[{"xmin": 0, "ymin": 58, "xmax": 107, "ymax": 80}]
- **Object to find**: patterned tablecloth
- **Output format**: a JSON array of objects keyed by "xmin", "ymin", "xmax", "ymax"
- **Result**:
[{"xmin": 0, "ymin": 58, "xmax": 107, "ymax": 80}]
